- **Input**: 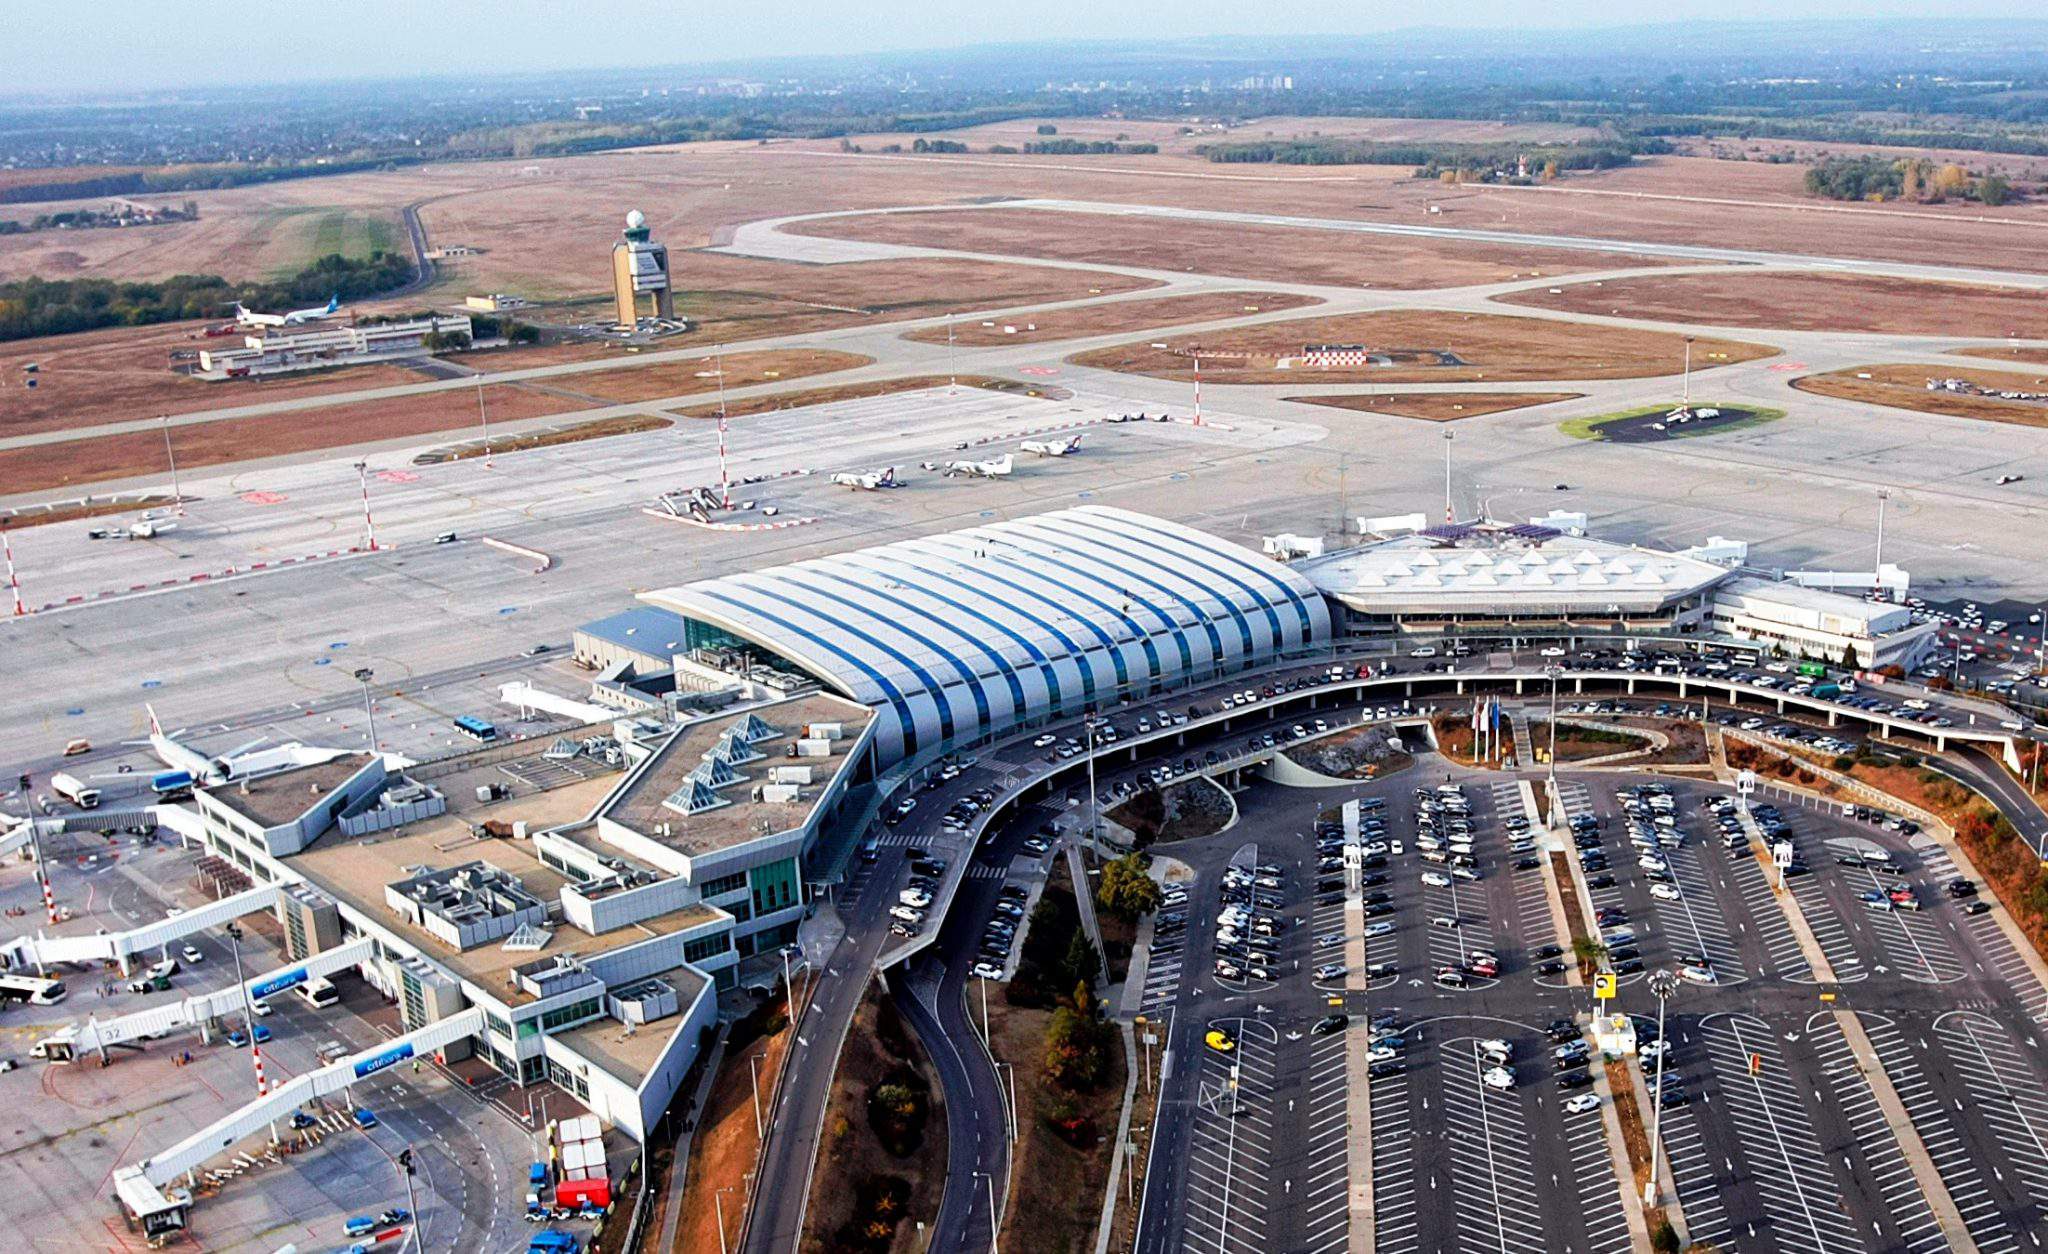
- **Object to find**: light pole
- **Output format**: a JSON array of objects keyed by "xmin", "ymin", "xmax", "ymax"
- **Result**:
[
  {"xmin": 1680, "ymin": 336, "xmax": 1694, "ymax": 409},
  {"xmin": 225, "ymin": 922, "xmax": 269, "ymax": 1102},
  {"xmin": 158, "ymin": 415, "xmax": 185, "ymax": 517},
  {"xmin": 747, "ymin": 1052, "xmax": 764, "ymax": 1139},
  {"xmin": 713, "ymin": 350, "xmax": 732, "ymax": 509},
  {"xmin": 972, "ymin": 1170, "xmax": 999, "ymax": 1254},
  {"xmin": 1643, "ymin": 970, "xmax": 1678, "ymax": 1208},
  {"xmin": 1545, "ymin": 664, "xmax": 1563, "ymax": 793},
  {"xmin": 1874, "ymin": 489, "xmax": 1889, "ymax": 597},
  {"xmin": 713, "ymin": 1184, "xmax": 740, "ymax": 1254},
  {"xmin": 1442, "ymin": 429, "xmax": 1454, "ymax": 523},
  {"xmin": 1084, "ymin": 712, "xmax": 1103, "ymax": 848},
  {"xmin": 397, "ymin": 1146, "xmax": 420, "ymax": 1254},
  {"xmin": 993, "ymin": 1059, "xmax": 1017, "ymax": 1144},
  {"xmin": 473, "ymin": 377, "xmax": 493, "ymax": 470},
  {"xmin": 353, "ymin": 667, "xmax": 380, "ymax": 757},
  {"xmin": 947, "ymin": 316, "xmax": 957, "ymax": 396}
]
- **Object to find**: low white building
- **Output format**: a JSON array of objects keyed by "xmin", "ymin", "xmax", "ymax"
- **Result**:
[
  {"xmin": 196, "ymin": 314, "xmax": 475, "ymax": 379},
  {"xmin": 1707, "ymin": 576, "xmax": 1938, "ymax": 669}
]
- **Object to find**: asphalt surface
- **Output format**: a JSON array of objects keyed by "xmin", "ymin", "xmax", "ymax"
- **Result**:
[{"xmin": 1124, "ymin": 755, "xmax": 2048, "ymax": 1253}]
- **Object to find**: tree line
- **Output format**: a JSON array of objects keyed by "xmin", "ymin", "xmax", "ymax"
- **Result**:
[
  {"xmin": 0, "ymin": 250, "xmax": 416, "ymax": 342},
  {"xmin": 1197, "ymin": 137, "xmax": 1657, "ymax": 176},
  {"xmin": 1804, "ymin": 154, "xmax": 2013, "ymax": 205}
]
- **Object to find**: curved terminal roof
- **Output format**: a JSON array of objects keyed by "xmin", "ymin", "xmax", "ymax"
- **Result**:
[
  {"xmin": 641, "ymin": 506, "xmax": 1328, "ymax": 763},
  {"xmin": 1298, "ymin": 527, "xmax": 1733, "ymax": 617}
]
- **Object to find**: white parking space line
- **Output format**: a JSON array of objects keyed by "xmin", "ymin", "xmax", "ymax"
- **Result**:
[
  {"xmin": 1845, "ymin": 864, "xmax": 1967, "ymax": 983},
  {"xmin": 1721, "ymin": 840, "xmax": 1816, "ymax": 981},
  {"xmin": 1369, "ymin": 1069, "xmax": 1420, "ymax": 1254},
  {"xmin": 1786, "ymin": 870, "xmax": 1867, "ymax": 982},
  {"xmin": 1860, "ymin": 1012, "xmax": 2020, "ymax": 1254},
  {"xmin": 1298, "ymin": 1033, "xmax": 1353, "ymax": 1254},
  {"xmin": 1701, "ymin": 1014, "xmax": 1866, "ymax": 1254},
  {"xmin": 1936, "ymin": 1011, "xmax": 2048, "ymax": 1239},
  {"xmin": 1805, "ymin": 1014, "xmax": 1947, "ymax": 1253},
  {"xmin": 1657, "ymin": 1103, "xmax": 1732, "ymax": 1247},
  {"xmin": 1437, "ymin": 1038, "xmax": 1548, "ymax": 1254},
  {"xmin": 1181, "ymin": 1022, "xmax": 1277, "ymax": 1254}
]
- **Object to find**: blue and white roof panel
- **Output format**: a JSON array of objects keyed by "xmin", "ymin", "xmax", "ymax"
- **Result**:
[{"xmin": 641, "ymin": 506, "xmax": 1329, "ymax": 764}]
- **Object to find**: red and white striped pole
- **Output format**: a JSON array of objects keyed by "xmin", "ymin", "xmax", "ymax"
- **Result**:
[
  {"xmin": 3, "ymin": 529, "xmax": 24, "ymax": 616},
  {"xmin": 40, "ymin": 865, "xmax": 56, "ymax": 925},
  {"xmin": 252, "ymin": 1041, "xmax": 268, "ymax": 1096},
  {"xmin": 353, "ymin": 461, "xmax": 379, "ymax": 552}
]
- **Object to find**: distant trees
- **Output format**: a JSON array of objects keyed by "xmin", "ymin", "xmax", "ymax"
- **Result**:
[
  {"xmin": 1199, "ymin": 138, "xmax": 1653, "ymax": 179},
  {"xmin": 0, "ymin": 249, "xmax": 415, "ymax": 342},
  {"xmin": 909, "ymin": 138, "xmax": 967, "ymax": 153},
  {"xmin": 1023, "ymin": 139, "xmax": 1158, "ymax": 155},
  {"xmin": 1036, "ymin": 123, "xmax": 1059, "ymax": 135},
  {"xmin": 1804, "ymin": 154, "xmax": 2020, "ymax": 205}
]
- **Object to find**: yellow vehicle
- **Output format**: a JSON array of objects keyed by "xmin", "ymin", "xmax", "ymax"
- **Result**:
[{"xmin": 1205, "ymin": 1028, "xmax": 1237, "ymax": 1053}]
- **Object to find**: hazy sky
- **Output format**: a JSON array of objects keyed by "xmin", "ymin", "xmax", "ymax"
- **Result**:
[{"xmin": 7, "ymin": 0, "xmax": 2044, "ymax": 95}]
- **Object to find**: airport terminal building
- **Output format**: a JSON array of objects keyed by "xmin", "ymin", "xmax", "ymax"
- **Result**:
[
  {"xmin": 640, "ymin": 505, "xmax": 1334, "ymax": 767},
  {"xmin": 183, "ymin": 692, "xmax": 875, "ymax": 1142},
  {"xmin": 1297, "ymin": 519, "xmax": 1937, "ymax": 670}
]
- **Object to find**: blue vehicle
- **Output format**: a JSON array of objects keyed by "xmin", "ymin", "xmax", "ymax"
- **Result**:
[
  {"xmin": 344, "ymin": 1216, "xmax": 378, "ymax": 1237},
  {"xmin": 353, "ymin": 1107, "xmax": 379, "ymax": 1129},
  {"xmin": 528, "ymin": 1231, "xmax": 578, "ymax": 1254}
]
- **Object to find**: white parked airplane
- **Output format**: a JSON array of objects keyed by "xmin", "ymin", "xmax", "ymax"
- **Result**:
[
  {"xmin": 233, "ymin": 295, "xmax": 342, "ymax": 328},
  {"xmin": 940, "ymin": 453, "xmax": 1014, "ymax": 479},
  {"xmin": 829, "ymin": 466, "xmax": 900, "ymax": 491},
  {"xmin": 1020, "ymin": 434, "xmax": 1084, "ymax": 457},
  {"xmin": 118, "ymin": 704, "xmax": 350, "ymax": 790}
]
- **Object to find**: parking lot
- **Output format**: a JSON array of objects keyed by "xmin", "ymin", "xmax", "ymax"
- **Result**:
[{"xmin": 1118, "ymin": 712, "xmax": 2048, "ymax": 1253}]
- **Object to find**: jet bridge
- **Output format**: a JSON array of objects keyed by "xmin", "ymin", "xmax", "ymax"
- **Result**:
[
  {"xmin": 37, "ymin": 936, "xmax": 377, "ymax": 1060},
  {"xmin": 112, "ymin": 1007, "xmax": 484, "ymax": 1233},
  {"xmin": 1, "ymin": 881, "xmax": 283, "ymax": 974}
]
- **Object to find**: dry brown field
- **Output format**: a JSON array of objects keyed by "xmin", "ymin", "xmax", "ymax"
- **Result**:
[
  {"xmin": 789, "ymin": 207, "xmax": 1667, "ymax": 289},
  {"xmin": 1069, "ymin": 310, "xmax": 1776, "ymax": 384},
  {"xmin": 0, "ymin": 322, "xmax": 428, "ymax": 439},
  {"xmin": 1498, "ymin": 271, "xmax": 2048, "ymax": 338},
  {"xmin": 1, "ymin": 382, "xmax": 590, "ymax": 493},
  {"xmin": 553, "ymin": 347, "xmax": 869, "ymax": 404},
  {"xmin": 1957, "ymin": 345, "xmax": 2048, "ymax": 367},
  {"xmin": 902, "ymin": 290, "xmax": 1321, "ymax": 346},
  {"xmin": 1792, "ymin": 362, "xmax": 2048, "ymax": 429},
  {"xmin": 12, "ymin": 140, "xmax": 2048, "ymax": 301},
  {"xmin": 1285, "ymin": 391, "xmax": 1585, "ymax": 421},
  {"xmin": 18, "ymin": 143, "xmax": 2048, "ymax": 300}
]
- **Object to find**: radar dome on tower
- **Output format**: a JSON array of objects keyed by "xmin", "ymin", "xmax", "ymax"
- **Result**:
[{"xmin": 625, "ymin": 209, "xmax": 645, "ymax": 230}]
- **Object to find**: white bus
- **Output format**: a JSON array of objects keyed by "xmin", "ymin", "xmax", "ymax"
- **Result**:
[
  {"xmin": 296, "ymin": 975, "xmax": 338, "ymax": 1009},
  {"xmin": 0, "ymin": 973, "xmax": 67, "ymax": 1005}
]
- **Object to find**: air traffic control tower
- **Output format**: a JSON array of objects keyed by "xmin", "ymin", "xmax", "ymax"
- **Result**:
[{"xmin": 611, "ymin": 209, "xmax": 675, "ymax": 328}]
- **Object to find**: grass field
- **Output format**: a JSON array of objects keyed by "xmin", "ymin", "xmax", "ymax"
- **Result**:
[
  {"xmin": 1558, "ymin": 401, "xmax": 1785, "ymax": 440},
  {"xmin": 264, "ymin": 209, "xmax": 399, "ymax": 277},
  {"xmin": 1498, "ymin": 270, "xmax": 2048, "ymax": 339},
  {"xmin": 1793, "ymin": 363, "xmax": 2048, "ymax": 429},
  {"xmin": 1285, "ymin": 391, "xmax": 1583, "ymax": 422},
  {"xmin": 1070, "ymin": 310, "xmax": 1776, "ymax": 385}
]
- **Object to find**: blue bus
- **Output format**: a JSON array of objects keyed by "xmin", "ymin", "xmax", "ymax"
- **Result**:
[{"xmin": 453, "ymin": 715, "xmax": 499, "ymax": 742}]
